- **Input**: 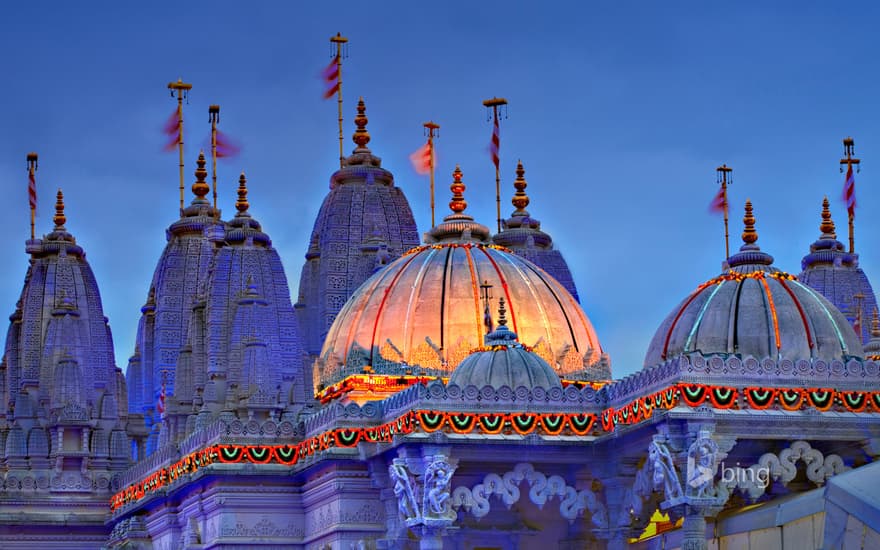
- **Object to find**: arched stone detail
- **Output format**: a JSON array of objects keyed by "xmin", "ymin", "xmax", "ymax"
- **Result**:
[{"xmin": 450, "ymin": 462, "xmax": 607, "ymax": 526}]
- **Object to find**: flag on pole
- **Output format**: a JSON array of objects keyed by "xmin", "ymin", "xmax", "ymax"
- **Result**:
[
  {"xmin": 321, "ymin": 56, "xmax": 340, "ymax": 99},
  {"xmin": 215, "ymin": 129, "xmax": 241, "ymax": 158},
  {"xmin": 28, "ymin": 168, "xmax": 36, "ymax": 210},
  {"xmin": 483, "ymin": 305, "xmax": 494, "ymax": 334},
  {"xmin": 709, "ymin": 185, "xmax": 726, "ymax": 214},
  {"xmin": 489, "ymin": 116, "xmax": 500, "ymax": 170},
  {"xmin": 163, "ymin": 108, "xmax": 181, "ymax": 152},
  {"xmin": 853, "ymin": 312, "xmax": 862, "ymax": 338},
  {"xmin": 843, "ymin": 163, "xmax": 856, "ymax": 218},
  {"xmin": 409, "ymin": 141, "xmax": 432, "ymax": 175}
]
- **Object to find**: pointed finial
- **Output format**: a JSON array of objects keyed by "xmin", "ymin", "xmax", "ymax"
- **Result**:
[
  {"xmin": 742, "ymin": 199, "xmax": 758, "ymax": 245},
  {"xmin": 352, "ymin": 97, "xmax": 370, "ymax": 150},
  {"xmin": 872, "ymin": 308, "xmax": 880, "ymax": 338},
  {"xmin": 511, "ymin": 160, "xmax": 530, "ymax": 213},
  {"xmin": 820, "ymin": 196, "xmax": 836, "ymax": 238},
  {"xmin": 497, "ymin": 297, "xmax": 508, "ymax": 327},
  {"xmin": 192, "ymin": 151, "xmax": 210, "ymax": 199},
  {"xmin": 449, "ymin": 165, "xmax": 467, "ymax": 213},
  {"xmin": 53, "ymin": 188, "xmax": 66, "ymax": 228},
  {"xmin": 236, "ymin": 171, "xmax": 249, "ymax": 214}
]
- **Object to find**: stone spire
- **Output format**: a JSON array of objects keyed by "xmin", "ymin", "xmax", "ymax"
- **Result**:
[
  {"xmin": 425, "ymin": 165, "xmax": 490, "ymax": 243},
  {"xmin": 295, "ymin": 97, "xmax": 419, "ymax": 360},
  {"xmin": 727, "ymin": 200, "xmax": 775, "ymax": 272},
  {"xmin": 191, "ymin": 151, "xmax": 210, "ymax": 202},
  {"xmin": 800, "ymin": 197, "xmax": 878, "ymax": 345},
  {"xmin": 865, "ymin": 309, "xmax": 880, "ymax": 360},
  {"xmin": 819, "ymin": 196, "xmax": 836, "ymax": 239},
  {"xmin": 492, "ymin": 161, "xmax": 581, "ymax": 301},
  {"xmin": 352, "ymin": 97, "xmax": 370, "ymax": 153},
  {"xmin": 235, "ymin": 172, "xmax": 250, "ymax": 216},
  {"xmin": 741, "ymin": 199, "xmax": 757, "ymax": 245},
  {"xmin": 511, "ymin": 161, "xmax": 530, "ymax": 215},
  {"xmin": 53, "ymin": 189, "xmax": 66, "ymax": 229}
]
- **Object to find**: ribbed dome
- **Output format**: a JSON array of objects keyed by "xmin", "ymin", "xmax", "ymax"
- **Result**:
[
  {"xmin": 449, "ymin": 300, "xmax": 562, "ymax": 390},
  {"xmin": 316, "ymin": 240, "xmax": 604, "ymax": 390},
  {"xmin": 644, "ymin": 201, "xmax": 863, "ymax": 367}
]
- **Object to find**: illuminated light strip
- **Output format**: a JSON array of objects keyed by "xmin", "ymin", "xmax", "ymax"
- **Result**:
[
  {"xmin": 758, "ymin": 276, "xmax": 782, "ymax": 351},
  {"xmin": 662, "ymin": 282, "xmax": 717, "ymax": 360},
  {"xmin": 463, "ymin": 246, "xmax": 484, "ymax": 344},
  {"xmin": 684, "ymin": 282, "xmax": 724, "ymax": 352},
  {"xmin": 790, "ymin": 280, "xmax": 849, "ymax": 353},
  {"xmin": 477, "ymin": 246, "xmax": 520, "ymax": 335},
  {"xmin": 112, "ymin": 380, "xmax": 878, "ymax": 513},
  {"xmin": 776, "ymin": 278, "xmax": 814, "ymax": 351},
  {"xmin": 368, "ymin": 252, "xmax": 423, "ymax": 364}
]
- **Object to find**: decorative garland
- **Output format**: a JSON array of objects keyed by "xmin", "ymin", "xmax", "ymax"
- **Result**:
[
  {"xmin": 402, "ymin": 242, "xmax": 513, "ymax": 257},
  {"xmin": 111, "ymin": 384, "xmax": 880, "ymax": 513}
]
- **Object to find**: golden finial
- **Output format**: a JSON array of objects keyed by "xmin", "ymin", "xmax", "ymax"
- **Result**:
[
  {"xmin": 53, "ymin": 188, "xmax": 66, "ymax": 228},
  {"xmin": 497, "ymin": 297, "xmax": 508, "ymax": 327},
  {"xmin": 192, "ymin": 151, "xmax": 210, "ymax": 199},
  {"xmin": 352, "ymin": 97, "xmax": 370, "ymax": 149},
  {"xmin": 820, "ymin": 196, "xmax": 836, "ymax": 237},
  {"xmin": 449, "ymin": 165, "xmax": 467, "ymax": 213},
  {"xmin": 236, "ymin": 171, "xmax": 249, "ymax": 213},
  {"xmin": 742, "ymin": 199, "xmax": 758, "ymax": 245},
  {"xmin": 872, "ymin": 308, "xmax": 880, "ymax": 338},
  {"xmin": 511, "ymin": 160, "xmax": 530, "ymax": 212}
]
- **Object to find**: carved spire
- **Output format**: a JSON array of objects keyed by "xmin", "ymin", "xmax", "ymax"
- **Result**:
[
  {"xmin": 819, "ymin": 196, "xmax": 836, "ymax": 238},
  {"xmin": 53, "ymin": 188, "xmax": 66, "ymax": 229},
  {"xmin": 449, "ymin": 165, "xmax": 467, "ymax": 213},
  {"xmin": 511, "ymin": 160, "xmax": 529, "ymax": 213},
  {"xmin": 352, "ymin": 97, "xmax": 370, "ymax": 151},
  {"xmin": 191, "ymin": 151, "xmax": 209, "ymax": 199},
  {"xmin": 742, "ymin": 199, "xmax": 757, "ymax": 245},
  {"xmin": 236, "ymin": 172, "xmax": 249, "ymax": 214}
]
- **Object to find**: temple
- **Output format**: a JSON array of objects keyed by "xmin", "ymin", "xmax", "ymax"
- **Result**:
[{"xmin": 1, "ymin": 64, "xmax": 879, "ymax": 550}]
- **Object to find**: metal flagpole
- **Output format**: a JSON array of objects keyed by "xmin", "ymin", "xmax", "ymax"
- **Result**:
[{"xmin": 168, "ymin": 79, "xmax": 192, "ymax": 215}]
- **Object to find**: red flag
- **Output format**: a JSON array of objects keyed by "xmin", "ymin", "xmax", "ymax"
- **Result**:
[
  {"xmin": 709, "ymin": 185, "xmax": 726, "ymax": 214},
  {"xmin": 409, "ymin": 141, "xmax": 432, "ymax": 175},
  {"xmin": 163, "ymin": 108, "xmax": 181, "ymax": 152},
  {"xmin": 489, "ymin": 115, "xmax": 500, "ymax": 170},
  {"xmin": 215, "ymin": 129, "xmax": 241, "ymax": 158},
  {"xmin": 853, "ymin": 314, "xmax": 862, "ymax": 338},
  {"xmin": 842, "ymin": 163, "xmax": 856, "ymax": 218},
  {"xmin": 28, "ymin": 170, "xmax": 36, "ymax": 210},
  {"xmin": 321, "ymin": 56, "xmax": 340, "ymax": 100}
]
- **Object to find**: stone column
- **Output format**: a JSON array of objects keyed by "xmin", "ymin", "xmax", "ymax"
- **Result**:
[{"xmin": 681, "ymin": 508, "xmax": 708, "ymax": 550}]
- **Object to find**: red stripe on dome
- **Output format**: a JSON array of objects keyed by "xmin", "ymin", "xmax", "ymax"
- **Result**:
[
  {"xmin": 463, "ymin": 247, "xmax": 486, "ymax": 343},
  {"xmin": 369, "ymin": 252, "xmax": 423, "ymax": 364},
  {"xmin": 477, "ymin": 247, "xmax": 518, "ymax": 335},
  {"xmin": 661, "ymin": 282, "xmax": 715, "ymax": 361},
  {"xmin": 777, "ymin": 277, "xmax": 814, "ymax": 351}
]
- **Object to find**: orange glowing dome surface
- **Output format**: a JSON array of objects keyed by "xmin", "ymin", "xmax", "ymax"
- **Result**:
[{"xmin": 314, "ymin": 241, "xmax": 608, "ymax": 392}]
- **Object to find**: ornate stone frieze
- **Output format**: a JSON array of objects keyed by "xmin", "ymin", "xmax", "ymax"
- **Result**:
[{"xmin": 451, "ymin": 462, "xmax": 608, "ymax": 527}]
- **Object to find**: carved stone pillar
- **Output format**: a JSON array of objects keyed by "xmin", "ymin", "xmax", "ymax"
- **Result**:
[
  {"xmin": 386, "ymin": 446, "xmax": 458, "ymax": 549},
  {"xmin": 681, "ymin": 507, "xmax": 708, "ymax": 550}
]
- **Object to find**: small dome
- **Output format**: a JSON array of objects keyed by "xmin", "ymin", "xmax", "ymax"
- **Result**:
[
  {"xmin": 645, "ymin": 201, "xmax": 863, "ymax": 367},
  {"xmin": 449, "ymin": 299, "xmax": 562, "ymax": 390}
]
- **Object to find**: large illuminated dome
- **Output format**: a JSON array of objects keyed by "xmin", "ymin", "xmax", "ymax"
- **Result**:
[
  {"xmin": 644, "ymin": 201, "xmax": 863, "ymax": 367},
  {"xmin": 314, "ymin": 166, "xmax": 608, "ymax": 393}
]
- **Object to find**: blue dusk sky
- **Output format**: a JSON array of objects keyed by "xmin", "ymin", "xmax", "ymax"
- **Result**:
[{"xmin": 1, "ymin": 2, "xmax": 878, "ymax": 379}]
